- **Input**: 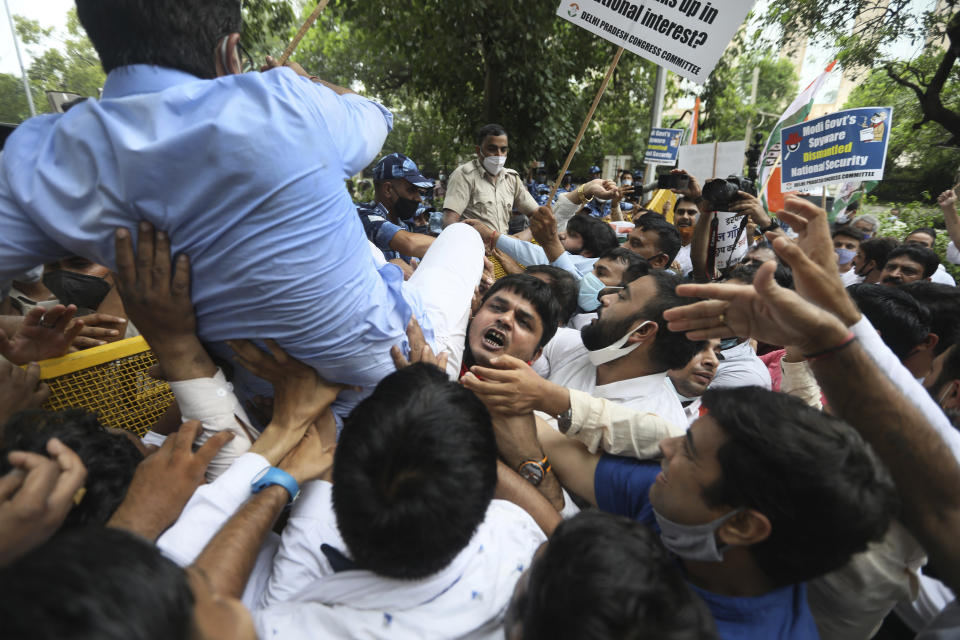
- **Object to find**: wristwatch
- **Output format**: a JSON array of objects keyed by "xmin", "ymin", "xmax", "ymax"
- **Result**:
[
  {"xmin": 251, "ymin": 467, "xmax": 300, "ymax": 505},
  {"xmin": 759, "ymin": 220, "xmax": 781, "ymax": 233},
  {"xmin": 517, "ymin": 455, "xmax": 551, "ymax": 487},
  {"xmin": 557, "ymin": 408, "xmax": 573, "ymax": 434}
]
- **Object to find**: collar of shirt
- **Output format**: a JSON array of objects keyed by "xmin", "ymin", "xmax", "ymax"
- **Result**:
[
  {"xmin": 720, "ymin": 339, "xmax": 755, "ymax": 362},
  {"xmin": 595, "ymin": 371, "xmax": 670, "ymax": 403},
  {"xmin": 360, "ymin": 201, "xmax": 408, "ymax": 230},
  {"xmin": 102, "ymin": 64, "xmax": 202, "ymax": 99}
]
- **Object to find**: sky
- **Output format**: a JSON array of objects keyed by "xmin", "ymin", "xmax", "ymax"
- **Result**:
[{"xmin": 0, "ymin": 0, "xmax": 75, "ymax": 76}]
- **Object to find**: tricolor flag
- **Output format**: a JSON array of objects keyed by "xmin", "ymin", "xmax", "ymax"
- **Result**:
[{"xmin": 758, "ymin": 60, "xmax": 837, "ymax": 213}]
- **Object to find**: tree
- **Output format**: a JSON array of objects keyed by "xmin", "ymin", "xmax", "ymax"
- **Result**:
[
  {"xmin": 843, "ymin": 52, "xmax": 960, "ymax": 200},
  {"xmin": 698, "ymin": 49, "xmax": 798, "ymax": 145},
  {"xmin": 9, "ymin": 10, "xmax": 106, "ymax": 119},
  {"xmin": 287, "ymin": 0, "xmax": 644, "ymax": 171},
  {"xmin": 764, "ymin": 1, "xmax": 960, "ymax": 146}
]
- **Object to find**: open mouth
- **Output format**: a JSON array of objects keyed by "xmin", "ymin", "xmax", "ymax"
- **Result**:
[{"xmin": 482, "ymin": 328, "xmax": 507, "ymax": 350}]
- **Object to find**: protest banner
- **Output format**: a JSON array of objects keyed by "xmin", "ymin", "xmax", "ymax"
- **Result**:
[
  {"xmin": 780, "ymin": 107, "xmax": 893, "ymax": 192},
  {"xmin": 644, "ymin": 127, "xmax": 684, "ymax": 164},
  {"xmin": 831, "ymin": 180, "xmax": 879, "ymax": 222},
  {"xmin": 707, "ymin": 211, "xmax": 749, "ymax": 274},
  {"xmin": 556, "ymin": 0, "xmax": 757, "ymax": 83},
  {"xmin": 677, "ymin": 141, "xmax": 747, "ymax": 186}
]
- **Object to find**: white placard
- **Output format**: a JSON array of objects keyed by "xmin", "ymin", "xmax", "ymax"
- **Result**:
[
  {"xmin": 714, "ymin": 211, "xmax": 749, "ymax": 269},
  {"xmin": 677, "ymin": 141, "xmax": 747, "ymax": 186},
  {"xmin": 556, "ymin": 0, "xmax": 758, "ymax": 84}
]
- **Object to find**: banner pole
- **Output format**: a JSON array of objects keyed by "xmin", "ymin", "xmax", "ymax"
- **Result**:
[
  {"xmin": 548, "ymin": 46, "xmax": 625, "ymax": 203},
  {"xmin": 278, "ymin": 0, "xmax": 331, "ymax": 65}
]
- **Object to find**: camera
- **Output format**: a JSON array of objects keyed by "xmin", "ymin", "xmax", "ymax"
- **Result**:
[
  {"xmin": 701, "ymin": 175, "xmax": 756, "ymax": 211},
  {"xmin": 657, "ymin": 173, "xmax": 690, "ymax": 190}
]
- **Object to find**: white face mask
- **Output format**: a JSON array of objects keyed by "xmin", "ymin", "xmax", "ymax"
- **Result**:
[
  {"xmin": 482, "ymin": 154, "xmax": 507, "ymax": 176},
  {"xmin": 587, "ymin": 320, "xmax": 652, "ymax": 366},
  {"xmin": 654, "ymin": 507, "xmax": 743, "ymax": 562}
]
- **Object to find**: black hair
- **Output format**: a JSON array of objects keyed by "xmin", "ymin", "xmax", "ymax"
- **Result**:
[
  {"xmin": 832, "ymin": 225, "xmax": 865, "ymax": 242},
  {"xmin": 927, "ymin": 344, "xmax": 960, "ymax": 409},
  {"xmin": 477, "ymin": 123, "xmax": 507, "ymax": 146},
  {"xmin": 597, "ymin": 246, "xmax": 648, "ymax": 271},
  {"xmin": 0, "ymin": 409, "xmax": 143, "ymax": 528},
  {"xmin": 726, "ymin": 261, "xmax": 794, "ymax": 290},
  {"xmin": 567, "ymin": 214, "xmax": 618, "ymax": 258},
  {"xmin": 0, "ymin": 527, "xmax": 194, "ymax": 640},
  {"xmin": 333, "ymin": 364, "xmax": 497, "ymax": 579},
  {"xmin": 512, "ymin": 511, "xmax": 718, "ymax": 640},
  {"xmin": 701, "ymin": 387, "xmax": 898, "ymax": 587},
  {"xmin": 900, "ymin": 281, "xmax": 960, "ymax": 355},
  {"xmin": 885, "ymin": 244, "xmax": 940, "ymax": 279},
  {"xmin": 480, "ymin": 274, "xmax": 560, "ymax": 350},
  {"xmin": 637, "ymin": 215, "xmax": 682, "ymax": 263},
  {"xmin": 639, "ymin": 271, "xmax": 705, "ymax": 370},
  {"xmin": 76, "ymin": 0, "xmax": 241, "ymax": 78},
  {"xmin": 675, "ymin": 196, "xmax": 699, "ymax": 210},
  {"xmin": 859, "ymin": 237, "xmax": 900, "ymax": 270},
  {"xmin": 524, "ymin": 266, "xmax": 578, "ymax": 326},
  {"xmin": 906, "ymin": 227, "xmax": 938, "ymax": 244},
  {"xmin": 847, "ymin": 283, "xmax": 931, "ymax": 361}
]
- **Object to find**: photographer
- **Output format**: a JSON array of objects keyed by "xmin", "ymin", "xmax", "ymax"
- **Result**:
[{"xmin": 666, "ymin": 169, "xmax": 781, "ymax": 283}]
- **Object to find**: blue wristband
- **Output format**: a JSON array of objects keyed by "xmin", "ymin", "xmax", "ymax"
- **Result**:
[{"xmin": 251, "ymin": 467, "xmax": 300, "ymax": 505}]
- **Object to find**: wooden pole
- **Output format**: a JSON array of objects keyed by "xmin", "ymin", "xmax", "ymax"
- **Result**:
[
  {"xmin": 278, "ymin": 0, "xmax": 331, "ymax": 65},
  {"xmin": 548, "ymin": 46, "xmax": 625, "ymax": 202},
  {"xmin": 821, "ymin": 186, "xmax": 828, "ymax": 209}
]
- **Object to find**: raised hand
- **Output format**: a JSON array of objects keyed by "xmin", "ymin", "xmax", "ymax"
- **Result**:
[
  {"xmin": 0, "ymin": 305, "xmax": 83, "ymax": 365},
  {"xmin": 0, "ymin": 438, "xmax": 87, "ymax": 566},
  {"xmin": 663, "ymin": 260, "xmax": 849, "ymax": 355},
  {"xmin": 107, "ymin": 421, "xmax": 233, "ymax": 542},
  {"xmin": 0, "ymin": 361, "xmax": 49, "ymax": 427},
  {"xmin": 390, "ymin": 316, "xmax": 448, "ymax": 373}
]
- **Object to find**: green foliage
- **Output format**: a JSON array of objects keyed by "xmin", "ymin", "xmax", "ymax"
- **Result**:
[
  {"xmin": 699, "ymin": 49, "xmax": 798, "ymax": 145},
  {"xmin": 844, "ymin": 52, "xmax": 960, "ymax": 201},
  {"xmin": 290, "ymin": 0, "xmax": 644, "ymax": 173},
  {"xmin": 865, "ymin": 194, "xmax": 960, "ymax": 280},
  {"xmin": 3, "ymin": 10, "xmax": 106, "ymax": 122}
]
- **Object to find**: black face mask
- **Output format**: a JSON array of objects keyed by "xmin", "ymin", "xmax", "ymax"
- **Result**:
[
  {"xmin": 43, "ymin": 270, "xmax": 111, "ymax": 311},
  {"xmin": 394, "ymin": 196, "xmax": 420, "ymax": 222}
]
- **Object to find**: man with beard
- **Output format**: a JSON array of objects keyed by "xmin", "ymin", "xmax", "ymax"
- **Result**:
[
  {"xmin": 881, "ymin": 245, "xmax": 940, "ymax": 286},
  {"xmin": 472, "ymin": 264, "xmax": 701, "ymax": 428},
  {"xmin": 672, "ymin": 197, "xmax": 699, "ymax": 277},
  {"xmin": 358, "ymin": 153, "xmax": 436, "ymax": 268}
]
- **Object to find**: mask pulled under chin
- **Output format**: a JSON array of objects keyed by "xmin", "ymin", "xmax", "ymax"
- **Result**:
[
  {"xmin": 587, "ymin": 320, "xmax": 651, "ymax": 366},
  {"xmin": 653, "ymin": 507, "xmax": 743, "ymax": 562},
  {"xmin": 482, "ymin": 155, "xmax": 507, "ymax": 176}
]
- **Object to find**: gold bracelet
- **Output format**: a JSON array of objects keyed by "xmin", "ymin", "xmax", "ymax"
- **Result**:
[{"xmin": 576, "ymin": 184, "xmax": 594, "ymax": 205}]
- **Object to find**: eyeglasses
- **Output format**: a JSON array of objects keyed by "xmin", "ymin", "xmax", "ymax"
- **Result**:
[{"xmin": 236, "ymin": 41, "xmax": 255, "ymax": 73}]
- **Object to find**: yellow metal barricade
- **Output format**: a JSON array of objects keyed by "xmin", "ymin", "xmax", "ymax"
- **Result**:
[{"xmin": 37, "ymin": 336, "xmax": 175, "ymax": 437}]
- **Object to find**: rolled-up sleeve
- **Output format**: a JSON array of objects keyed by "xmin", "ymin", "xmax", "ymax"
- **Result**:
[{"xmin": 564, "ymin": 388, "xmax": 684, "ymax": 460}]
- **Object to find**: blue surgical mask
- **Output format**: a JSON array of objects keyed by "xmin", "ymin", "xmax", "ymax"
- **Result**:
[
  {"xmin": 835, "ymin": 248, "xmax": 856, "ymax": 265},
  {"xmin": 578, "ymin": 271, "xmax": 606, "ymax": 312},
  {"xmin": 653, "ymin": 507, "xmax": 743, "ymax": 562}
]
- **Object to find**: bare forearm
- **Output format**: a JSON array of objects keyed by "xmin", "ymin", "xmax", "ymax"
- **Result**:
[
  {"xmin": 391, "ymin": 231, "xmax": 435, "ymax": 259},
  {"xmin": 690, "ymin": 206, "xmax": 713, "ymax": 282},
  {"xmin": 943, "ymin": 204, "xmax": 960, "ymax": 248},
  {"xmin": 811, "ymin": 342, "xmax": 960, "ymax": 590},
  {"xmin": 193, "ymin": 486, "xmax": 287, "ymax": 598},
  {"xmin": 495, "ymin": 460, "xmax": 562, "ymax": 535},
  {"xmin": 152, "ymin": 335, "xmax": 217, "ymax": 381},
  {"xmin": 494, "ymin": 415, "xmax": 565, "ymax": 511}
]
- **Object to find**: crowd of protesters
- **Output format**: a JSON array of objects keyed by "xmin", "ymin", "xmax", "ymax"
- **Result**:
[{"xmin": 3, "ymin": 2, "xmax": 960, "ymax": 640}]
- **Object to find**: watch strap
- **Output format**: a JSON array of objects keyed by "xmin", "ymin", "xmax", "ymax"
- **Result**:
[{"xmin": 251, "ymin": 466, "xmax": 300, "ymax": 505}]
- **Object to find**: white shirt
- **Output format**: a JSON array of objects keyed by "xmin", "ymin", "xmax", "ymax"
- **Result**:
[
  {"xmin": 947, "ymin": 241, "xmax": 960, "ymax": 265},
  {"xmin": 255, "ymin": 481, "xmax": 546, "ymax": 640},
  {"xmin": 840, "ymin": 267, "xmax": 862, "ymax": 287},
  {"xmin": 931, "ymin": 263, "xmax": 956, "ymax": 286},
  {"xmin": 712, "ymin": 340, "xmax": 772, "ymax": 390},
  {"xmin": 537, "ymin": 327, "xmax": 688, "ymax": 428},
  {"xmin": 675, "ymin": 243, "xmax": 693, "ymax": 277}
]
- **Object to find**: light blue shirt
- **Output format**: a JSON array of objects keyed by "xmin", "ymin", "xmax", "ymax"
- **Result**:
[
  {"xmin": 495, "ymin": 234, "xmax": 596, "ymax": 280},
  {"xmin": 0, "ymin": 65, "xmax": 432, "ymax": 388}
]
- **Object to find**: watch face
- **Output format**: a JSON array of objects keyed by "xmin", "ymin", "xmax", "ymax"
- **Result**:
[{"xmin": 518, "ymin": 461, "xmax": 545, "ymax": 486}]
